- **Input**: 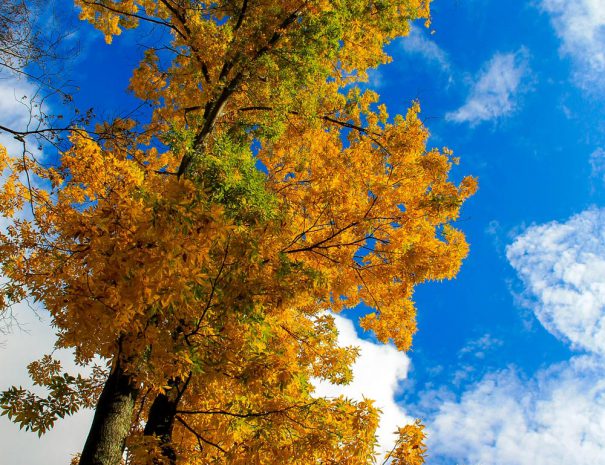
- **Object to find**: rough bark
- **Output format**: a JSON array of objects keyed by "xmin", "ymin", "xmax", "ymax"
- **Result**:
[
  {"xmin": 143, "ymin": 379, "xmax": 183, "ymax": 465},
  {"xmin": 79, "ymin": 359, "xmax": 139, "ymax": 465}
]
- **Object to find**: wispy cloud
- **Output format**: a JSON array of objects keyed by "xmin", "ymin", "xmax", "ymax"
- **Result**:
[
  {"xmin": 542, "ymin": 0, "xmax": 605, "ymax": 90},
  {"xmin": 590, "ymin": 148, "xmax": 605, "ymax": 185},
  {"xmin": 313, "ymin": 314, "xmax": 412, "ymax": 456},
  {"xmin": 446, "ymin": 51, "xmax": 529, "ymax": 125},
  {"xmin": 459, "ymin": 333, "xmax": 503, "ymax": 360},
  {"xmin": 400, "ymin": 26, "xmax": 451, "ymax": 71}
]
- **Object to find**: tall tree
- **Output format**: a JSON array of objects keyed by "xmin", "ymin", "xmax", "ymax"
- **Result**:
[{"xmin": 0, "ymin": 1, "xmax": 476, "ymax": 464}]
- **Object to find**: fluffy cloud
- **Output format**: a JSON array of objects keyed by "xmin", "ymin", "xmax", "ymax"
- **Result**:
[
  {"xmin": 446, "ymin": 51, "xmax": 528, "ymax": 125},
  {"xmin": 422, "ymin": 208, "xmax": 605, "ymax": 464},
  {"xmin": 506, "ymin": 208, "xmax": 605, "ymax": 355},
  {"xmin": 542, "ymin": 0, "xmax": 605, "ymax": 90},
  {"xmin": 313, "ymin": 314, "xmax": 413, "ymax": 455},
  {"xmin": 427, "ymin": 356, "xmax": 605, "ymax": 465}
]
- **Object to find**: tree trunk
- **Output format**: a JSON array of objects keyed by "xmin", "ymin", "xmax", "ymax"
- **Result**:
[
  {"xmin": 143, "ymin": 380, "xmax": 182, "ymax": 465},
  {"xmin": 79, "ymin": 359, "xmax": 139, "ymax": 465}
]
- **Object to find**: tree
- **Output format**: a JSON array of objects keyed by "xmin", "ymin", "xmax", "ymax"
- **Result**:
[{"xmin": 0, "ymin": 1, "xmax": 477, "ymax": 464}]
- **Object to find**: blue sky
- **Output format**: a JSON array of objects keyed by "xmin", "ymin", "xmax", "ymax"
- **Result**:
[
  {"xmin": 2, "ymin": 1, "xmax": 605, "ymax": 464},
  {"xmin": 386, "ymin": 1, "xmax": 605, "ymax": 463}
]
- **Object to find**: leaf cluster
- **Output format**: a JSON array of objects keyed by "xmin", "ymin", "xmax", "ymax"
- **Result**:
[{"xmin": 0, "ymin": 355, "xmax": 103, "ymax": 436}]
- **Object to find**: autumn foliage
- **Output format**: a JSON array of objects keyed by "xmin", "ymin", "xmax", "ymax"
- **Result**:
[{"xmin": 0, "ymin": 1, "xmax": 476, "ymax": 464}]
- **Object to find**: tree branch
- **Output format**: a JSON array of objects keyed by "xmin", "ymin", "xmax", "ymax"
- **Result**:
[
  {"xmin": 177, "ymin": 402, "xmax": 315, "ymax": 419},
  {"xmin": 234, "ymin": 0, "xmax": 248, "ymax": 31},
  {"xmin": 175, "ymin": 415, "xmax": 227, "ymax": 454}
]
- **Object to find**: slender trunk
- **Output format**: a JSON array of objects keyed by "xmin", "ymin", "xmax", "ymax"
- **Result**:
[
  {"xmin": 79, "ymin": 359, "xmax": 139, "ymax": 465},
  {"xmin": 143, "ymin": 379, "xmax": 182, "ymax": 465}
]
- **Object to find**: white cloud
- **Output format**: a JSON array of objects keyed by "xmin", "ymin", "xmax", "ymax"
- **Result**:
[
  {"xmin": 400, "ymin": 26, "xmax": 450, "ymax": 71},
  {"xmin": 427, "ymin": 356, "xmax": 605, "ymax": 465},
  {"xmin": 313, "ymin": 314, "xmax": 413, "ymax": 456},
  {"xmin": 446, "ymin": 51, "xmax": 528, "ymax": 125},
  {"xmin": 421, "ymin": 208, "xmax": 605, "ymax": 464},
  {"xmin": 506, "ymin": 208, "xmax": 605, "ymax": 355},
  {"xmin": 542, "ymin": 0, "xmax": 605, "ymax": 90}
]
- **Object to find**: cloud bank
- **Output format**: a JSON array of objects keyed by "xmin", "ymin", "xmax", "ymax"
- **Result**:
[
  {"xmin": 427, "ymin": 356, "xmax": 605, "ymax": 465},
  {"xmin": 0, "ymin": 75, "xmax": 40, "ymax": 155},
  {"xmin": 422, "ymin": 208, "xmax": 605, "ymax": 464}
]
